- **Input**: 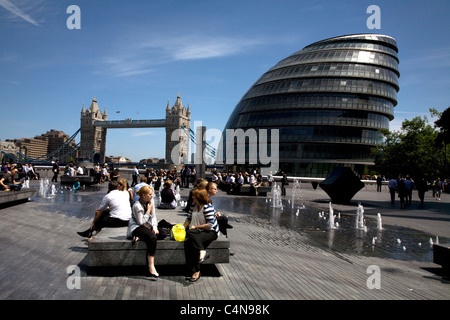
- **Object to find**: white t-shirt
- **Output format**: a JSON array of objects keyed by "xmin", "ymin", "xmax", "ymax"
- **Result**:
[{"xmin": 98, "ymin": 189, "xmax": 132, "ymax": 221}]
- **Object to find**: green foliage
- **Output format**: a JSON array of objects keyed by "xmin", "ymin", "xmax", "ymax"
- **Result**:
[
  {"xmin": 374, "ymin": 113, "xmax": 448, "ymax": 179},
  {"xmin": 433, "ymin": 107, "xmax": 450, "ymax": 145}
]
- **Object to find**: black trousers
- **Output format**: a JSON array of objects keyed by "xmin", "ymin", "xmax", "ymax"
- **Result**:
[
  {"xmin": 93, "ymin": 214, "xmax": 128, "ymax": 232},
  {"xmin": 132, "ymin": 226, "xmax": 168, "ymax": 256},
  {"xmin": 281, "ymin": 184, "xmax": 286, "ymax": 196},
  {"xmin": 133, "ymin": 226, "xmax": 156, "ymax": 256},
  {"xmin": 131, "ymin": 175, "xmax": 138, "ymax": 187},
  {"xmin": 184, "ymin": 229, "xmax": 218, "ymax": 274},
  {"xmin": 389, "ymin": 188, "xmax": 396, "ymax": 203},
  {"xmin": 418, "ymin": 191, "xmax": 425, "ymax": 205}
]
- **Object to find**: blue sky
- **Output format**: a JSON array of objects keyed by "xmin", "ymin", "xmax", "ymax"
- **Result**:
[{"xmin": 1, "ymin": 0, "xmax": 449, "ymax": 162}]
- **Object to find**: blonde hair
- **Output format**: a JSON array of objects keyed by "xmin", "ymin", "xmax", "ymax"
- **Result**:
[
  {"xmin": 163, "ymin": 180, "xmax": 173, "ymax": 188},
  {"xmin": 137, "ymin": 185, "xmax": 153, "ymax": 197},
  {"xmin": 118, "ymin": 178, "xmax": 128, "ymax": 190},
  {"xmin": 197, "ymin": 180, "xmax": 208, "ymax": 190}
]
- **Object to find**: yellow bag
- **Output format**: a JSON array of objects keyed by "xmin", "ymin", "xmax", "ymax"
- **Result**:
[{"xmin": 171, "ymin": 224, "xmax": 186, "ymax": 242}]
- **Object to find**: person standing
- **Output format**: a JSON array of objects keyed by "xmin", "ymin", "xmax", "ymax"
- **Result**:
[
  {"xmin": 404, "ymin": 176, "xmax": 414, "ymax": 206},
  {"xmin": 131, "ymin": 166, "xmax": 139, "ymax": 187},
  {"xmin": 376, "ymin": 174, "xmax": 382, "ymax": 192},
  {"xmin": 281, "ymin": 171, "xmax": 288, "ymax": 196},
  {"xmin": 397, "ymin": 177, "xmax": 407, "ymax": 209},
  {"xmin": 183, "ymin": 166, "xmax": 190, "ymax": 188},
  {"xmin": 435, "ymin": 177, "xmax": 442, "ymax": 200},
  {"xmin": 388, "ymin": 177, "xmax": 397, "ymax": 204},
  {"xmin": 417, "ymin": 177, "xmax": 427, "ymax": 206},
  {"xmin": 51, "ymin": 160, "xmax": 60, "ymax": 182}
]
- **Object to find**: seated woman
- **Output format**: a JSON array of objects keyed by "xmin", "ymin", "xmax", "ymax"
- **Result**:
[
  {"xmin": 0, "ymin": 169, "xmax": 23, "ymax": 191},
  {"xmin": 183, "ymin": 178, "xmax": 208, "ymax": 213},
  {"xmin": 158, "ymin": 180, "xmax": 177, "ymax": 209},
  {"xmin": 127, "ymin": 185, "xmax": 167, "ymax": 278},
  {"xmin": 183, "ymin": 188, "xmax": 219, "ymax": 282}
]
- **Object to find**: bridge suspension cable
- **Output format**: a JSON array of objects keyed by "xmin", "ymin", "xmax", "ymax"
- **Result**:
[
  {"xmin": 1, "ymin": 129, "xmax": 81, "ymax": 163},
  {"xmin": 180, "ymin": 126, "xmax": 216, "ymax": 158}
]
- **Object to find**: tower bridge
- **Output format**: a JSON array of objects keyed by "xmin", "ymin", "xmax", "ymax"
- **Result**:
[
  {"xmin": 1, "ymin": 94, "xmax": 208, "ymax": 165},
  {"xmin": 80, "ymin": 94, "xmax": 191, "ymax": 164},
  {"xmin": 93, "ymin": 119, "xmax": 166, "ymax": 128}
]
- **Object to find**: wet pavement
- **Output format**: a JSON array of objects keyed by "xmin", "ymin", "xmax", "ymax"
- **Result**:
[
  {"xmin": 1, "ymin": 178, "xmax": 448, "ymax": 303},
  {"xmin": 218, "ymin": 196, "xmax": 440, "ymax": 263},
  {"xmin": 30, "ymin": 180, "xmax": 448, "ymax": 264}
]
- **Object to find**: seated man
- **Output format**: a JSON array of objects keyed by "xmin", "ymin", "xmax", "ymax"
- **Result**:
[
  {"xmin": 206, "ymin": 182, "xmax": 233, "ymax": 237},
  {"xmin": 77, "ymin": 180, "xmax": 131, "ymax": 240},
  {"xmin": 0, "ymin": 169, "xmax": 23, "ymax": 191},
  {"xmin": 133, "ymin": 176, "xmax": 149, "ymax": 203}
]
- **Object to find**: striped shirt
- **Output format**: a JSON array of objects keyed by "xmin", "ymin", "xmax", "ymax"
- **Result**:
[{"xmin": 187, "ymin": 203, "xmax": 219, "ymax": 233}]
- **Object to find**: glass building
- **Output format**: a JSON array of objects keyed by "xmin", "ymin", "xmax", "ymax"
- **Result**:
[{"xmin": 222, "ymin": 34, "xmax": 399, "ymax": 177}]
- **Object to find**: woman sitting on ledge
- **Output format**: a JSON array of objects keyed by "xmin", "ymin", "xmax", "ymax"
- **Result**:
[
  {"xmin": 158, "ymin": 180, "xmax": 177, "ymax": 209},
  {"xmin": 128, "ymin": 185, "xmax": 167, "ymax": 278},
  {"xmin": 183, "ymin": 188, "xmax": 219, "ymax": 282}
]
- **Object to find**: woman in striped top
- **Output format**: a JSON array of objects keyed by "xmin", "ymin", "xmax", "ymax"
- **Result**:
[{"xmin": 183, "ymin": 188, "xmax": 219, "ymax": 282}]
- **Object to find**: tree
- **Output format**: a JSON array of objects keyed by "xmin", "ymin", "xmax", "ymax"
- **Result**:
[
  {"xmin": 374, "ymin": 116, "xmax": 440, "ymax": 179},
  {"xmin": 432, "ymin": 107, "xmax": 450, "ymax": 177}
]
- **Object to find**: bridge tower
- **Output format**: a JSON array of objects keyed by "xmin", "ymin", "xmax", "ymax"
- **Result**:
[
  {"xmin": 79, "ymin": 98, "xmax": 107, "ymax": 163},
  {"xmin": 165, "ymin": 94, "xmax": 191, "ymax": 165}
]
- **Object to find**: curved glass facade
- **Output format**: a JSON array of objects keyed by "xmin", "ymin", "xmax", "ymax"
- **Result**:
[{"xmin": 222, "ymin": 34, "xmax": 399, "ymax": 177}]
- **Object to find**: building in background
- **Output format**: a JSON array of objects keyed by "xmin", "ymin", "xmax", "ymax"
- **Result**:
[
  {"xmin": 8, "ymin": 138, "xmax": 48, "ymax": 160},
  {"xmin": 35, "ymin": 129, "xmax": 79, "ymax": 161},
  {"xmin": 0, "ymin": 140, "xmax": 19, "ymax": 164},
  {"xmin": 222, "ymin": 34, "xmax": 399, "ymax": 177},
  {"xmin": 79, "ymin": 98, "xmax": 108, "ymax": 163}
]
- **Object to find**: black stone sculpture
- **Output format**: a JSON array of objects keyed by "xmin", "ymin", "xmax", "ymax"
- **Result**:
[{"xmin": 319, "ymin": 167, "xmax": 365, "ymax": 204}]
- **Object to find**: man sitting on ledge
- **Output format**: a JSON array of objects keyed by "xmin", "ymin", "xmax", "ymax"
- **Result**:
[{"xmin": 77, "ymin": 180, "xmax": 131, "ymax": 240}]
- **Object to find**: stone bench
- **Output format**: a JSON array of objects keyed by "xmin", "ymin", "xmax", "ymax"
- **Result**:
[
  {"xmin": 237, "ymin": 185, "xmax": 271, "ymax": 196},
  {"xmin": 0, "ymin": 188, "xmax": 38, "ymax": 206},
  {"xmin": 433, "ymin": 243, "xmax": 450, "ymax": 276},
  {"xmin": 60, "ymin": 175, "xmax": 96, "ymax": 185},
  {"xmin": 88, "ymin": 227, "xmax": 230, "ymax": 267}
]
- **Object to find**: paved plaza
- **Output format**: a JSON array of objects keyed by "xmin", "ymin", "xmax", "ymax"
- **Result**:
[{"xmin": 0, "ymin": 178, "xmax": 448, "ymax": 311}]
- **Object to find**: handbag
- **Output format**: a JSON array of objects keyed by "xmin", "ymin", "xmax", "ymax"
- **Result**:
[{"xmin": 171, "ymin": 223, "xmax": 186, "ymax": 241}]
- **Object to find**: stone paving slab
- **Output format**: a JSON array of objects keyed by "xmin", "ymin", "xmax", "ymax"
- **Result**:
[{"xmin": 0, "ymin": 180, "xmax": 449, "ymax": 310}]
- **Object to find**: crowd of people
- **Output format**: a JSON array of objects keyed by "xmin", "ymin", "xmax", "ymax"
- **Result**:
[
  {"xmin": 210, "ymin": 168, "xmax": 276, "ymax": 196},
  {"xmin": 76, "ymin": 165, "xmax": 232, "ymax": 283},
  {"xmin": 0, "ymin": 163, "xmax": 40, "ymax": 191},
  {"xmin": 386, "ymin": 175, "xmax": 447, "ymax": 208}
]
